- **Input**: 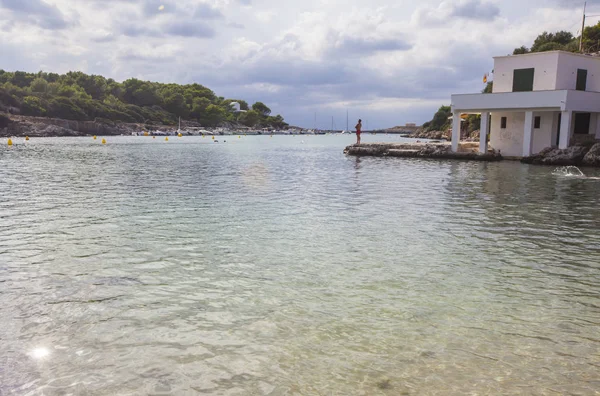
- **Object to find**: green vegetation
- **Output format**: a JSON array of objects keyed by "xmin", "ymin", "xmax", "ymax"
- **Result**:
[
  {"xmin": 512, "ymin": 24, "xmax": 600, "ymax": 55},
  {"xmin": 0, "ymin": 70, "xmax": 288, "ymax": 128},
  {"xmin": 422, "ymin": 105, "xmax": 451, "ymax": 132}
]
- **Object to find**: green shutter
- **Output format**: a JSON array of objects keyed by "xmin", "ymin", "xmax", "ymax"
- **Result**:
[
  {"xmin": 576, "ymin": 69, "xmax": 587, "ymax": 91},
  {"xmin": 512, "ymin": 68, "xmax": 535, "ymax": 92}
]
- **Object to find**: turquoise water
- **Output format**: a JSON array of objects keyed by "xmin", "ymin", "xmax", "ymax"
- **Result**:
[{"xmin": 1, "ymin": 135, "xmax": 599, "ymax": 395}]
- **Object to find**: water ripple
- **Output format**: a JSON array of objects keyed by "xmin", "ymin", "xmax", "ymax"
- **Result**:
[{"xmin": 1, "ymin": 136, "xmax": 599, "ymax": 395}]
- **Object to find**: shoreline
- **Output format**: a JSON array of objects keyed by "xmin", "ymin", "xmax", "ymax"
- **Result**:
[
  {"xmin": 344, "ymin": 141, "xmax": 600, "ymax": 167},
  {"xmin": 344, "ymin": 142, "xmax": 502, "ymax": 162}
]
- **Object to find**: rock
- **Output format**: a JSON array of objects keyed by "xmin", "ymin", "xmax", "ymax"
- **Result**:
[
  {"xmin": 541, "ymin": 145, "xmax": 589, "ymax": 165},
  {"xmin": 522, "ymin": 145, "xmax": 592, "ymax": 166},
  {"xmin": 582, "ymin": 143, "xmax": 600, "ymax": 166},
  {"xmin": 521, "ymin": 146, "xmax": 555, "ymax": 164},
  {"xmin": 39, "ymin": 125, "xmax": 79, "ymax": 136},
  {"xmin": 345, "ymin": 143, "xmax": 502, "ymax": 162}
]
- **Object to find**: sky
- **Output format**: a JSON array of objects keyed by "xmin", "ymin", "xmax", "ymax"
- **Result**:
[{"xmin": 0, "ymin": 0, "xmax": 597, "ymax": 129}]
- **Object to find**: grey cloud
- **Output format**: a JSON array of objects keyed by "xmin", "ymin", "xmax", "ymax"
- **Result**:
[
  {"xmin": 330, "ymin": 36, "xmax": 412, "ymax": 56},
  {"xmin": 121, "ymin": 24, "xmax": 158, "ymax": 37},
  {"xmin": 165, "ymin": 22, "xmax": 215, "ymax": 38},
  {"xmin": 228, "ymin": 22, "xmax": 245, "ymax": 29},
  {"xmin": 450, "ymin": 0, "xmax": 500, "ymax": 19},
  {"xmin": 0, "ymin": 0, "xmax": 70, "ymax": 29},
  {"xmin": 194, "ymin": 3, "xmax": 224, "ymax": 19}
]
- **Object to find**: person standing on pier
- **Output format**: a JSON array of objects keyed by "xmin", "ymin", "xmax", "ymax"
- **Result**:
[{"xmin": 355, "ymin": 119, "xmax": 362, "ymax": 145}]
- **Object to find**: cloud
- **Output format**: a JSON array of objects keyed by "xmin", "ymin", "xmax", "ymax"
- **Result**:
[
  {"xmin": 164, "ymin": 21, "xmax": 215, "ymax": 38},
  {"xmin": 0, "ymin": 0, "xmax": 586, "ymax": 128},
  {"xmin": 194, "ymin": 3, "xmax": 224, "ymax": 19},
  {"xmin": 450, "ymin": 0, "xmax": 501, "ymax": 19},
  {"xmin": 414, "ymin": 0, "xmax": 500, "ymax": 26},
  {"xmin": 0, "ymin": 0, "xmax": 70, "ymax": 29}
]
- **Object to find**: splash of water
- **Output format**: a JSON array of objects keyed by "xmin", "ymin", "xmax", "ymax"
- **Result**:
[{"xmin": 552, "ymin": 166, "xmax": 586, "ymax": 177}]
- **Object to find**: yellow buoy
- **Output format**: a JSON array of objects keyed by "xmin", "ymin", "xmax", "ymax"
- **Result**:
[
  {"xmin": 212, "ymin": 136, "xmax": 215, "ymax": 140},
  {"xmin": 238, "ymin": 135, "xmax": 241, "ymax": 139},
  {"xmin": 152, "ymin": 136, "xmax": 156, "ymax": 139},
  {"xmin": 165, "ymin": 137, "xmax": 169, "ymax": 141},
  {"xmin": 178, "ymin": 133, "xmax": 182, "ymax": 137},
  {"xmin": 144, "ymin": 131, "xmax": 149, "ymax": 137},
  {"xmin": 7, "ymin": 138, "xmax": 13, "ymax": 146},
  {"xmin": 25, "ymin": 136, "xmax": 30, "ymax": 141},
  {"xmin": 101, "ymin": 138, "xmax": 106, "ymax": 144},
  {"xmin": 93, "ymin": 135, "xmax": 97, "ymax": 140}
]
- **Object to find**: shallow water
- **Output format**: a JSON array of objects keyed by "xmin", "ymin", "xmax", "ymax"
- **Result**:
[{"xmin": 1, "ymin": 135, "xmax": 600, "ymax": 395}]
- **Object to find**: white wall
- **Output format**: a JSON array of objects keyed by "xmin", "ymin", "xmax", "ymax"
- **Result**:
[
  {"xmin": 555, "ymin": 52, "xmax": 600, "ymax": 92},
  {"xmin": 532, "ymin": 112, "xmax": 554, "ymax": 154},
  {"xmin": 492, "ymin": 52, "xmax": 560, "ymax": 93},
  {"xmin": 490, "ymin": 112, "xmax": 525, "ymax": 157},
  {"xmin": 489, "ymin": 111, "xmax": 556, "ymax": 157}
]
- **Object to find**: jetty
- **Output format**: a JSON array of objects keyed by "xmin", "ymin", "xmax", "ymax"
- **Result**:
[{"xmin": 344, "ymin": 142, "xmax": 502, "ymax": 162}]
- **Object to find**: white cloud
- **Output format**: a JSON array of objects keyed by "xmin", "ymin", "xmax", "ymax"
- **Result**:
[{"xmin": 0, "ymin": 0, "xmax": 592, "ymax": 128}]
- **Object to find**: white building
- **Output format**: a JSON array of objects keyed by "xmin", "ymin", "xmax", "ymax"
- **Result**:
[{"xmin": 451, "ymin": 51, "xmax": 600, "ymax": 158}]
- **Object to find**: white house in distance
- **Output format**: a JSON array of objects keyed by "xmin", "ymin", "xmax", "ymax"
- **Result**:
[{"xmin": 451, "ymin": 51, "xmax": 600, "ymax": 158}]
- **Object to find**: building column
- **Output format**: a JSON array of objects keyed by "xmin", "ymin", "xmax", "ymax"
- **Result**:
[
  {"xmin": 523, "ymin": 111, "xmax": 535, "ymax": 157},
  {"xmin": 559, "ymin": 110, "xmax": 573, "ymax": 149},
  {"xmin": 479, "ymin": 112, "xmax": 490, "ymax": 154},
  {"xmin": 451, "ymin": 111, "xmax": 461, "ymax": 152},
  {"xmin": 589, "ymin": 113, "xmax": 598, "ymax": 137}
]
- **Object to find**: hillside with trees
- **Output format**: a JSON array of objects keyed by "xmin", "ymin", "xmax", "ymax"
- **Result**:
[{"xmin": 0, "ymin": 70, "xmax": 288, "ymax": 129}]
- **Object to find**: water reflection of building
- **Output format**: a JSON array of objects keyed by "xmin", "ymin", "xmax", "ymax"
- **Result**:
[{"xmin": 451, "ymin": 51, "xmax": 600, "ymax": 158}]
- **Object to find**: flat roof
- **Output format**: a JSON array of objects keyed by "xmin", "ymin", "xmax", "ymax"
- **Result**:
[{"xmin": 493, "ymin": 50, "xmax": 600, "ymax": 61}]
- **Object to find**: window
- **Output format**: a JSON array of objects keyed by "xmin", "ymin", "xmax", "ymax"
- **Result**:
[
  {"xmin": 501, "ymin": 117, "xmax": 507, "ymax": 129},
  {"xmin": 534, "ymin": 116, "xmax": 541, "ymax": 129},
  {"xmin": 512, "ymin": 68, "xmax": 535, "ymax": 92},
  {"xmin": 576, "ymin": 69, "xmax": 587, "ymax": 91},
  {"xmin": 574, "ymin": 113, "xmax": 591, "ymax": 135}
]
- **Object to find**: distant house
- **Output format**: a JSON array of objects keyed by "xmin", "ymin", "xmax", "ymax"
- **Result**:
[
  {"xmin": 229, "ymin": 102, "xmax": 246, "ymax": 113},
  {"xmin": 405, "ymin": 123, "xmax": 417, "ymax": 127},
  {"xmin": 451, "ymin": 51, "xmax": 600, "ymax": 157}
]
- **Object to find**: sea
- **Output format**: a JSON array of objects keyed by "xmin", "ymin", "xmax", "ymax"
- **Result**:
[{"xmin": 1, "ymin": 134, "xmax": 599, "ymax": 395}]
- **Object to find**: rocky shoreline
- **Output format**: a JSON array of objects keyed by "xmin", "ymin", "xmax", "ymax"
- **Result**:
[
  {"xmin": 344, "ymin": 141, "xmax": 600, "ymax": 168},
  {"xmin": 344, "ymin": 142, "xmax": 502, "ymax": 161},
  {"xmin": 522, "ymin": 142, "xmax": 600, "ymax": 167},
  {"xmin": 0, "ymin": 113, "xmax": 146, "ymax": 137},
  {"xmin": 0, "ymin": 113, "xmax": 255, "ymax": 137}
]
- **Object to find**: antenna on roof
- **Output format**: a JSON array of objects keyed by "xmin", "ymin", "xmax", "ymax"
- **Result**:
[{"xmin": 580, "ymin": 2, "xmax": 587, "ymax": 53}]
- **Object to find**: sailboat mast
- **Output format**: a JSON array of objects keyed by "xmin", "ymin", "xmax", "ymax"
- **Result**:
[{"xmin": 346, "ymin": 110, "xmax": 348, "ymax": 132}]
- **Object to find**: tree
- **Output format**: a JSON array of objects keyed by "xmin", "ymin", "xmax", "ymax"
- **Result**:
[
  {"xmin": 22, "ymin": 96, "xmax": 47, "ymax": 116},
  {"xmin": 239, "ymin": 110, "xmax": 261, "ymax": 127},
  {"xmin": 0, "ymin": 68, "xmax": 287, "ymax": 127},
  {"xmin": 425, "ymin": 105, "xmax": 452, "ymax": 132},
  {"xmin": 252, "ymin": 102, "xmax": 271, "ymax": 117},
  {"xmin": 11, "ymin": 71, "xmax": 35, "ymax": 88},
  {"xmin": 513, "ymin": 46, "xmax": 529, "ymax": 55},
  {"xmin": 200, "ymin": 104, "xmax": 226, "ymax": 126},
  {"xmin": 30, "ymin": 78, "xmax": 49, "ymax": 94},
  {"xmin": 582, "ymin": 22, "xmax": 600, "ymax": 53},
  {"xmin": 163, "ymin": 91, "xmax": 189, "ymax": 118},
  {"xmin": 483, "ymin": 82, "xmax": 493, "ymax": 93}
]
